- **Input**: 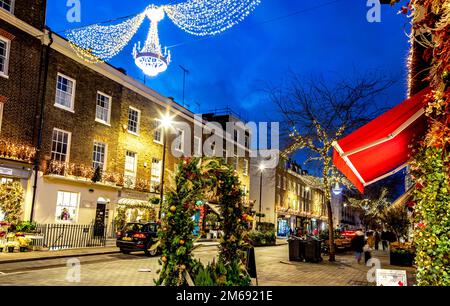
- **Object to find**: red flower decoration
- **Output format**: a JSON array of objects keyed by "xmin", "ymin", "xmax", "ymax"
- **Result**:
[
  {"xmin": 417, "ymin": 222, "xmax": 426, "ymax": 229},
  {"xmin": 406, "ymin": 201, "xmax": 416, "ymax": 208}
]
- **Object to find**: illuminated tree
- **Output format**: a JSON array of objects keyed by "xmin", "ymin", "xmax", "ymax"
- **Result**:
[{"xmin": 271, "ymin": 72, "xmax": 394, "ymax": 261}]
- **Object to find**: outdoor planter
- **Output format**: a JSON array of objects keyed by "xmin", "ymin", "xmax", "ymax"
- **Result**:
[
  {"xmin": 390, "ymin": 249, "xmax": 415, "ymax": 267},
  {"xmin": 0, "ymin": 247, "xmax": 3, "ymax": 253},
  {"xmin": 7, "ymin": 247, "xmax": 15, "ymax": 253},
  {"xmin": 19, "ymin": 247, "xmax": 28, "ymax": 253}
]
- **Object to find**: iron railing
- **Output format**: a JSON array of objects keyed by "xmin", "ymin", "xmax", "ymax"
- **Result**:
[{"xmin": 34, "ymin": 224, "xmax": 107, "ymax": 250}]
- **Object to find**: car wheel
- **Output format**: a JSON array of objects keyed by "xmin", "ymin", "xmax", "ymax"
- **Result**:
[{"xmin": 121, "ymin": 249, "xmax": 130, "ymax": 254}]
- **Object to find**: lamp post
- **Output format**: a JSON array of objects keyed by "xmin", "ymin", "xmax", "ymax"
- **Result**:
[
  {"xmin": 158, "ymin": 113, "xmax": 174, "ymax": 220},
  {"xmin": 258, "ymin": 164, "xmax": 265, "ymax": 223}
]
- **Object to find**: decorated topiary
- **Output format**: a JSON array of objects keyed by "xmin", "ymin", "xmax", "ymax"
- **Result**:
[{"xmin": 155, "ymin": 158, "xmax": 251, "ymax": 286}]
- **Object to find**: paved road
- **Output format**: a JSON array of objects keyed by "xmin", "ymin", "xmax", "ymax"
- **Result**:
[
  {"xmin": 0, "ymin": 245, "xmax": 413, "ymax": 286},
  {"xmin": 0, "ymin": 245, "xmax": 217, "ymax": 286}
]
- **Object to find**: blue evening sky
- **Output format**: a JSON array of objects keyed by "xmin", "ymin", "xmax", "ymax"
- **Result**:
[{"xmin": 46, "ymin": 0, "xmax": 411, "ymax": 124}]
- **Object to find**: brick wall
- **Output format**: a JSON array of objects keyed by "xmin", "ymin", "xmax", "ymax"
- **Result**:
[
  {"xmin": 0, "ymin": 20, "xmax": 42, "ymax": 145},
  {"xmin": 12, "ymin": 0, "xmax": 46, "ymax": 30},
  {"xmin": 40, "ymin": 48, "xmax": 193, "ymax": 189}
]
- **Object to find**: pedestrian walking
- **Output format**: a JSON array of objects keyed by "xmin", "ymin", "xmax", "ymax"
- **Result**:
[
  {"xmin": 365, "ymin": 231, "xmax": 375, "ymax": 263},
  {"xmin": 374, "ymin": 231, "xmax": 380, "ymax": 251},
  {"xmin": 381, "ymin": 230, "xmax": 388, "ymax": 251},
  {"xmin": 351, "ymin": 230, "xmax": 365, "ymax": 264}
]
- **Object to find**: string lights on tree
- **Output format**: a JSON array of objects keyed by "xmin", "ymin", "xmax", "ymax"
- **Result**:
[{"xmin": 66, "ymin": 0, "xmax": 261, "ymax": 77}]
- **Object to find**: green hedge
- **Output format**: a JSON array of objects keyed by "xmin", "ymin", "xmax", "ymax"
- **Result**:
[{"xmin": 249, "ymin": 230, "xmax": 276, "ymax": 247}]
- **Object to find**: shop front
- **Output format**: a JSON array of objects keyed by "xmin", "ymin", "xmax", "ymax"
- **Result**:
[
  {"xmin": 34, "ymin": 174, "xmax": 120, "ymax": 229},
  {"xmin": 277, "ymin": 215, "xmax": 290, "ymax": 237},
  {"xmin": 0, "ymin": 161, "xmax": 34, "ymax": 221}
]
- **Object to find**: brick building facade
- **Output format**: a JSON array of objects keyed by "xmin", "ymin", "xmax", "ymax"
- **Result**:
[
  {"xmin": 1, "ymin": 0, "xmax": 252, "ymax": 229},
  {"xmin": 0, "ymin": 1, "xmax": 45, "ymax": 220},
  {"xmin": 250, "ymin": 151, "xmax": 328, "ymax": 237}
]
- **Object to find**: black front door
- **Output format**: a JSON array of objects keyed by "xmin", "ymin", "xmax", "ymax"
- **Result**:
[{"xmin": 94, "ymin": 203, "xmax": 106, "ymax": 237}]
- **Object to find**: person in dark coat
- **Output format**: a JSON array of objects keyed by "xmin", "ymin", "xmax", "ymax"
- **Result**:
[
  {"xmin": 374, "ymin": 231, "xmax": 381, "ymax": 251},
  {"xmin": 351, "ymin": 230, "xmax": 365, "ymax": 264},
  {"xmin": 381, "ymin": 230, "xmax": 388, "ymax": 251}
]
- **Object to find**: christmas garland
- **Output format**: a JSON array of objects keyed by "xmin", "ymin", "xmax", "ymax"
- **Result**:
[
  {"xmin": 155, "ymin": 158, "xmax": 251, "ymax": 286},
  {"xmin": 407, "ymin": 0, "xmax": 450, "ymax": 286}
]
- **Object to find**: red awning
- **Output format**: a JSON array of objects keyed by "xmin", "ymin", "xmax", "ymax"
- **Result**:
[{"xmin": 332, "ymin": 88, "xmax": 431, "ymax": 193}]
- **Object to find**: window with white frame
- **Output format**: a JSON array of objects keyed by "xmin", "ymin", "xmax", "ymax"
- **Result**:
[
  {"xmin": 243, "ymin": 159, "xmax": 249, "ymax": 176},
  {"xmin": 153, "ymin": 119, "xmax": 163, "ymax": 144},
  {"xmin": 244, "ymin": 135, "xmax": 250, "ymax": 149},
  {"xmin": 150, "ymin": 158, "xmax": 161, "ymax": 193},
  {"xmin": 283, "ymin": 177, "xmax": 286, "ymax": 190},
  {"xmin": 175, "ymin": 128, "xmax": 184, "ymax": 152},
  {"xmin": 51, "ymin": 129, "xmax": 71, "ymax": 162},
  {"xmin": 277, "ymin": 194, "xmax": 281, "ymax": 206},
  {"xmin": 127, "ymin": 107, "xmax": 140, "ymax": 134},
  {"xmin": 95, "ymin": 92, "xmax": 111, "ymax": 124},
  {"xmin": 234, "ymin": 155, "xmax": 239, "ymax": 171},
  {"xmin": 55, "ymin": 191, "xmax": 79, "ymax": 223},
  {"xmin": 242, "ymin": 185, "xmax": 248, "ymax": 196},
  {"xmin": 277, "ymin": 174, "xmax": 281, "ymax": 188},
  {"xmin": 193, "ymin": 136, "xmax": 202, "ymax": 157},
  {"xmin": 0, "ymin": 0, "xmax": 14, "ymax": 13},
  {"xmin": 124, "ymin": 151, "xmax": 137, "ymax": 188},
  {"xmin": 0, "ymin": 36, "xmax": 10, "ymax": 77},
  {"xmin": 55, "ymin": 73, "xmax": 75, "ymax": 111},
  {"xmin": 92, "ymin": 142, "xmax": 107, "ymax": 171}
]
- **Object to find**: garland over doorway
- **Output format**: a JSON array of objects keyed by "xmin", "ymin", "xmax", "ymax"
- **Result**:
[{"xmin": 155, "ymin": 158, "xmax": 252, "ymax": 286}]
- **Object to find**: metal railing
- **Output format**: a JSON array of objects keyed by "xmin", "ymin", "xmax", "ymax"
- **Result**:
[{"xmin": 35, "ymin": 224, "xmax": 107, "ymax": 250}]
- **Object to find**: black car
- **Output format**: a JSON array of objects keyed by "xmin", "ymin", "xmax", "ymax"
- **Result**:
[{"xmin": 116, "ymin": 222, "xmax": 160, "ymax": 256}]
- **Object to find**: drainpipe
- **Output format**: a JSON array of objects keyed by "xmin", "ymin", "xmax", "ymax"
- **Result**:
[{"xmin": 30, "ymin": 27, "xmax": 53, "ymax": 222}]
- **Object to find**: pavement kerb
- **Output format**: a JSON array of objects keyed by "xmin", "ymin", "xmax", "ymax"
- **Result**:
[{"xmin": 0, "ymin": 249, "xmax": 120, "ymax": 265}]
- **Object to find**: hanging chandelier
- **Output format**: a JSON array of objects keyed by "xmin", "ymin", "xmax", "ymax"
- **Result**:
[
  {"xmin": 133, "ymin": 6, "xmax": 171, "ymax": 77},
  {"xmin": 66, "ymin": 0, "xmax": 261, "ymax": 77}
]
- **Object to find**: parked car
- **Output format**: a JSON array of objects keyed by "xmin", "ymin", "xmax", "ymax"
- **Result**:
[{"xmin": 116, "ymin": 222, "xmax": 160, "ymax": 256}]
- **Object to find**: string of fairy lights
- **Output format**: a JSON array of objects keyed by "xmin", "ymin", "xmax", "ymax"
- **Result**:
[
  {"xmin": 67, "ymin": 13, "xmax": 146, "ymax": 63},
  {"xmin": 164, "ymin": 0, "xmax": 261, "ymax": 36},
  {"xmin": 66, "ymin": 0, "xmax": 262, "ymax": 75}
]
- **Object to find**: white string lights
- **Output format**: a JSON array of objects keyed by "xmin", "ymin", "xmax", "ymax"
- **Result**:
[
  {"xmin": 164, "ymin": 0, "xmax": 261, "ymax": 36},
  {"xmin": 67, "ymin": 13, "xmax": 146, "ymax": 63},
  {"xmin": 66, "ymin": 0, "xmax": 261, "ymax": 76}
]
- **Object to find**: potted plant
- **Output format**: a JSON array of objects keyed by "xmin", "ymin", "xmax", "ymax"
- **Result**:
[
  {"xmin": 6, "ymin": 241, "xmax": 17, "ymax": 253},
  {"xmin": 0, "ymin": 240, "xmax": 5, "ymax": 253},
  {"xmin": 390, "ymin": 242, "xmax": 415, "ymax": 267},
  {"xmin": 18, "ymin": 237, "xmax": 31, "ymax": 252}
]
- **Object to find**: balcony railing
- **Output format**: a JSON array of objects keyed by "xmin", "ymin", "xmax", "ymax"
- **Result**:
[
  {"xmin": 0, "ymin": 138, "xmax": 36, "ymax": 163},
  {"xmin": 44, "ymin": 160, "xmax": 152, "ymax": 192}
]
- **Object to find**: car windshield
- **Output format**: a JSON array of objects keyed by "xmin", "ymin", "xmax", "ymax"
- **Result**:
[{"xmin": 123, "ymin": 223, "xmax": 144, "ymax": 232}]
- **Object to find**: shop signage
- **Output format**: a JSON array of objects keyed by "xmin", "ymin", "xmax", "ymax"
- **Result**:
[
  {"xmin": 376, "ymin": 269, "xmax": 407, "ymax": 286},
  {"xmin": 0, "ymin": 167, "xmax": 13, "ymax": 176}
]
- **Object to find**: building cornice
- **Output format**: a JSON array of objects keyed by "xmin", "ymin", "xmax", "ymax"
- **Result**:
[{"xmin": 0, "ymin": 9, "xmax": 44, "ymax": 41}]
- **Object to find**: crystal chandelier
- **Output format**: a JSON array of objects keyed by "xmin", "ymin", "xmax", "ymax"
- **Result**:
[
  {"xmin": 133, "ymin": 6, "xmax": 171, "ymax": 77},
  {"xmin": 66, "ymin": 1, "xmax": 261, "ymax": 77}
]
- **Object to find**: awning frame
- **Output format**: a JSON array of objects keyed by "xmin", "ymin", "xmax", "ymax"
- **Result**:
[{"xmin": 332, "ymin": 104, "xmax": 426, "ymax": 190}]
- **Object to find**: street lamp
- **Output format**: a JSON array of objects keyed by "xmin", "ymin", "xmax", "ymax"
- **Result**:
[
  {"xmin": 258, "ymin": 164, "xmax": 265, "ymax": 223},
  {"xmin": 157, "ymin": 112, "xmax": 174, "ymax": 220}
]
